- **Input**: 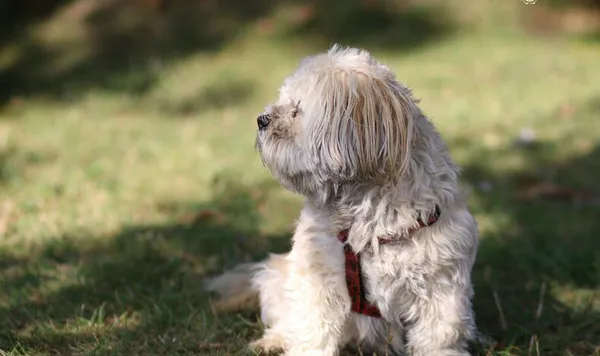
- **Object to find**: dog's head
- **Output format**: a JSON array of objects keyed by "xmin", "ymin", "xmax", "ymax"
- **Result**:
[{"xmin": 256, "ymin": 44, "xmax": 420, "ymax": 200}]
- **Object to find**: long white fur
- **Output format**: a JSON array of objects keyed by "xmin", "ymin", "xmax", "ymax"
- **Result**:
[{"xmin": 205, "ymin": 44, "xmax": 479, "ymax": 356}]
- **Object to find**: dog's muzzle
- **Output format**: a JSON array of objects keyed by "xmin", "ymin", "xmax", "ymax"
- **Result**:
[{"xmin": 257, "ymin": 114, "xmax": 271, "ymax": 130}]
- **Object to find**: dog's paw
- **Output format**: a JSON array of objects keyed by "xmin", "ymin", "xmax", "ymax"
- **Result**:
[{"xmin": 249, "ymin": 333, "xmax": 285, "ymax": 355}]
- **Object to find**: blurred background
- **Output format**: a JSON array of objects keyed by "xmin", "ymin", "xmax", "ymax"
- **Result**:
[{"xmin": 0, "ymin": 0, "xmax": 599, "ymax": 355}]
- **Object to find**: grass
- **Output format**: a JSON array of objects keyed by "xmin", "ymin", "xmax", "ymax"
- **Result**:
[{"xmin": 1, "ymin": 0, "xmax": 600, "ymax": 355}]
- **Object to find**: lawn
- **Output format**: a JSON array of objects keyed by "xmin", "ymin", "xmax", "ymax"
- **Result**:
[{"xmin": 1, "ymin": 0, "xmax": 599, "ymax": 355}]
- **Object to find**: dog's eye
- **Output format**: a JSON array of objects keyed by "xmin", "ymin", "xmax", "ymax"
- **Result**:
[{"xmin": 291, "ymin": 108, "xmax": 299, "ymax": 118}]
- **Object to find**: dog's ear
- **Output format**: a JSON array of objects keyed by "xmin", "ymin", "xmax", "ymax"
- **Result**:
[{"xmin": 314, "ymin": 70, "xmax": 416, "ymax": 182}]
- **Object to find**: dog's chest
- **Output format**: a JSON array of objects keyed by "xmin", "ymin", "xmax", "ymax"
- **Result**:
[{"xmin": 360, "ymin": 245, "xmax": 433, "ymax": 304}]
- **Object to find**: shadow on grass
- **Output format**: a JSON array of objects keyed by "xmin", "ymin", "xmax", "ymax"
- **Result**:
[
  {"xmin": 460, "ymin": 109, "xmax": 600, "ymax": 353},
  {"xmin": 287, "ymin": 0, "xmax": 454, "ymax": 50},
  {"xmin": 4, "ymin": 105, "xmax": 599, "ymax": 354},
  {"xmin": 0, "ymin": 0, "xmax": 281, "ymax": 108},
  {"xmin": 2, "ymin": 144, "xmax": 599, "ymax": 354},
  {"xmin": 0, "ymin": 0, "xmax": 455, "ymax": 109},
  {"xmin": 0, "ymin": 0, "xmax": 73, "ymax": 47},
  {"xmin": 0, "ymin": 177, "xmax": 297, "ymax": 355}
]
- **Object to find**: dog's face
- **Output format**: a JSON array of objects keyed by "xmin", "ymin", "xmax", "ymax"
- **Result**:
[{"xmin": 256, "ymin": 45, "xmax": 419, "ymax": 200}]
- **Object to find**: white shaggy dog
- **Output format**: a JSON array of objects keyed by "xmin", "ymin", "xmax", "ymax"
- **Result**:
[{"xmin": 205, "ymin": 44, "xmax": 479, "ymax": 356}]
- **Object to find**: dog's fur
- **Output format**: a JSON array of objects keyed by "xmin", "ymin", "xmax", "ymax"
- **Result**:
[{"xmin": 205, "ymin": 45, "xmax": 479, "ymax": 356}]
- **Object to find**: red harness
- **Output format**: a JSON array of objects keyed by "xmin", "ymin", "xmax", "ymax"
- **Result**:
[{"xmin": 336, "ymin": 205, "xmax": 441, "ymax": 318}]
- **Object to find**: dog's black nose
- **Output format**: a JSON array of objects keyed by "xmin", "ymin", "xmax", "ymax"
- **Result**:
[{"xmin": 257, "ymin": 114, "xmax": 271, "ymax": 130}]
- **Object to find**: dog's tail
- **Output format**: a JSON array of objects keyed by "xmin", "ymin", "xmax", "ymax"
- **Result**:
[
  {"xmin": 204, "ymin": 262, "xmax": 262, "ymax": 313},
  {"xmin": 204, "ymin": 253, "xmax": 288, "ymax": 313}
]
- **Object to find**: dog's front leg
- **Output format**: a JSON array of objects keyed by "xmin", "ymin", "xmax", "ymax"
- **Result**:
[
  {"xmin": 283, "ymin": 238, "xmax": 352, "ymax": 355},
  {"xmin": 273, "ymin": 210, "xmax": 352, "ymax": 356},
  {"xmin": 404, "ymin": 281, "xmax": 475, "ymax": 356}
]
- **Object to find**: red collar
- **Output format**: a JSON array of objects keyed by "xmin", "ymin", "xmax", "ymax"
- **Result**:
[{"xmin": 337, "ymin": 205, "xmax": 441, "ymax": 318}]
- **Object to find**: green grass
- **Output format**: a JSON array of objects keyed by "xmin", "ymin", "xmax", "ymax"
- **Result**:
[{"xmin": 1, "ymin": 0, "xmax": 600, "ymax": 355}]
